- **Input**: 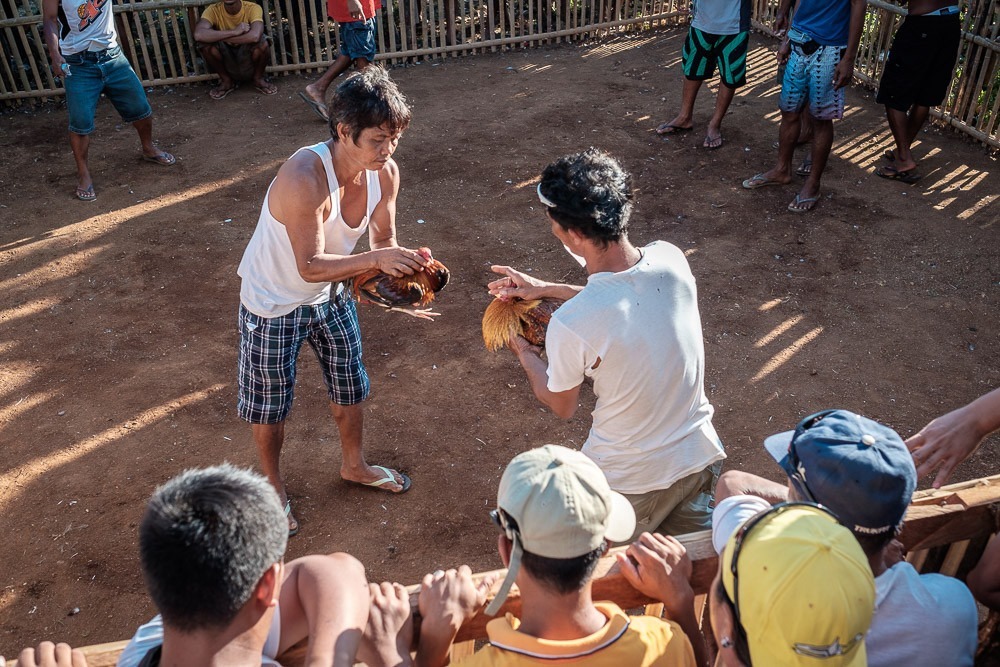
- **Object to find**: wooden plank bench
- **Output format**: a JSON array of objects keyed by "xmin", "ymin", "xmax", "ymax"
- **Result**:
[{"xmin": 13, "ymin": 474, "xmax": 999, "ymax": 667}]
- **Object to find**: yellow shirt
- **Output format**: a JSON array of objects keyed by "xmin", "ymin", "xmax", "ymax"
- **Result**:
[
  {"xmin": 201, "ymin": 1, "xmax": 263, "ymax": 31},
  {"xmin": 454, "ymin": 602, "xmax": 697, "ymax": 666}
]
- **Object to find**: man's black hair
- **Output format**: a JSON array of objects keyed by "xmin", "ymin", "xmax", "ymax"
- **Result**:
[
  {"xmin": 538, "ymin": 147, "xmax": 634, "ymax": 247},
  {"xmin": 328, "ymin": 67, "xmax": 411, "ymax": 143},
  {"xmin": 501, "ymin": 511, "xmax": 604, "ymax": 594},
  {"xmin": 521, "ymin": 548, "xmax": 605, "ymax": 595},
  {"xmin": 139, "ymin": 464, "xmax": 288, "ymax": 632}
]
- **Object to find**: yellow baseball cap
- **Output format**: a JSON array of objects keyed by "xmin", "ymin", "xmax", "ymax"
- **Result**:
[{"xmin": 721, "ymin": 504, "xmax": 875, "ymax": 666}]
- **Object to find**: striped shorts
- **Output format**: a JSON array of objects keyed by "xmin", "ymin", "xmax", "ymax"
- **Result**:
[
  {"xmin": 681, "ymin": 28, "xmax": 749, "ymax": 88},
  {"xmin": 237, "ymin": 291, "xmax": 370, "ymax": 424}
]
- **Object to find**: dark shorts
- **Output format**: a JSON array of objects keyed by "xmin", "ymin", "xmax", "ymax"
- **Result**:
[
  {"xmin": 62, "ymin": 45, "xmax": 152, "ymax": 135},
  {"xmin": 681, "ymin": 27, "xmax": 749, "ymax": 88},
  {"xmin": 199, "ymin": 36, "xmax": 269, "ymax": 81},
  {"xmin": 876, "ymin": 13, "xmax": 961, "ymax": 111},
  {"xmin": 339, "ymin": 18, "xmax": 377, "ymax": 62},
  {"xmin": 237, "ymin": 291, "xmax": 370, "ymax": 424}
]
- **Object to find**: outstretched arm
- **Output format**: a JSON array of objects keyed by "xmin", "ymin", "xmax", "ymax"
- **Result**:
[
  {"xmin": 488, "ymin": 265, "xmax": 582, "ymax": 301},
  {"xmin": 833, "ymin": 0, "xmax": 866, "ymax": 88},
  {"xmin": 906, "ymin": 388, "xmax": 1000, "ymax": 488}
]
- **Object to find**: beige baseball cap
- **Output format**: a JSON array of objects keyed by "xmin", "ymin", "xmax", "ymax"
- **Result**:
[{"xmin": 484, "ymin": 444, "xmax": 635, "ymax": 615}]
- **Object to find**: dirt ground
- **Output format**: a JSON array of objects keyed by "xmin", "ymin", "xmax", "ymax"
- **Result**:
[{"xmin": 1, "ymin": 28, "xmax": 998, "ymax": 653}]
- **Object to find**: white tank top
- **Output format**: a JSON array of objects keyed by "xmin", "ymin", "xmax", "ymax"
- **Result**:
[
  {"xmin": 238, "ymin": 141, "xmax": 382, "ymax": 318},
  {"xmin": 60, "ymin": 0, "xmax": 119, "ymax": 54}
]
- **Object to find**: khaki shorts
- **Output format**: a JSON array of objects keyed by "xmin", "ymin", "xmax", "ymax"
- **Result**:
[{"xmin": 621, "ymin": 460, "xmax": 722, "ymax": 541}]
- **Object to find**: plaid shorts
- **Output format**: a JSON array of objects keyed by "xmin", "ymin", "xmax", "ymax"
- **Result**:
[{"xmin": 237, "ymin": 291, "xmax": 370, "ymax": 424}]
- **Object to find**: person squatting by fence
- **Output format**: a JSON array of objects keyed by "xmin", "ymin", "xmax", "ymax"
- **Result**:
[{"xmin": 193, "ymin": 0, "xmax": 277, "ymax": 99}]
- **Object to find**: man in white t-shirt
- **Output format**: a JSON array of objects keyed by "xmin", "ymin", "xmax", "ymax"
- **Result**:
[
  {"xmin": 42, "ymin": 0, "xmax": 176, "ymax": 201},
  {"xmin": 237, "ymin": 68, "xmax": 431, "ymax": 535},
  {"xmin": 710, "ymin": 409, "xmax": 978, "ymax": 667},
  {"xmin": 488, "ymin": 148, "xmax": 725, "ymax": 538},
  {"xmin": 655, "ymin": 0, "xmax": 752, "ymax": 149}
]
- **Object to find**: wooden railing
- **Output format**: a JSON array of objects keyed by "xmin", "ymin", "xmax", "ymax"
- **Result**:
[{"xmin": 14, "ymin": 474, "xmax": 999, "ymax": 667}]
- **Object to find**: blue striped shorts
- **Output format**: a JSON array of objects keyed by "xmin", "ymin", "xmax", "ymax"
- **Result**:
[{"xmin": 237, "ymin": 292, "xmax": 370, "ymax": 424}]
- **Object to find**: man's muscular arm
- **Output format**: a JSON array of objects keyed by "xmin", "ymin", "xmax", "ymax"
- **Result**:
[
  {"xmin": 42, "ymin": 0, "xmax": 66, "ymax": 77},
  {"xmin": 224, "ymin": 20, "xmax": 264, "ymax": 44},
  {"xmin": 272, "ymin": 153, "xmax": 425, "ymax": 283},
  {"xmin": 510, "ymin": 337, "xmax": 581, "ymax": 419}
]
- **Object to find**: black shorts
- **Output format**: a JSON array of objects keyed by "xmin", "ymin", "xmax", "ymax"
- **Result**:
[{"xmin": 876, "ymin": 13, "xmax": 960, "ymax": 111}]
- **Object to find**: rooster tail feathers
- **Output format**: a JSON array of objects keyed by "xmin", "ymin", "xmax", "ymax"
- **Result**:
[{"xmin": 482, "ymin": 298, "xmax": 542, "ymax": 352}]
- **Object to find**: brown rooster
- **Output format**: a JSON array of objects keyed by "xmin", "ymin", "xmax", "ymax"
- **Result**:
[
  {"xmin": 351, "ymin": 247, "xmax": 450, "ymax": 320},
  {"xmin": 482, "ymin": 297, "xmax": 564, "ymax": 351}
]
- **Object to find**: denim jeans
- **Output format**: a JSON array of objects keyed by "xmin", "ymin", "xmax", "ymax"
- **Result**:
[{"xmin": 63, "ymin": 45, "xmax": 152, "ymax": 134}]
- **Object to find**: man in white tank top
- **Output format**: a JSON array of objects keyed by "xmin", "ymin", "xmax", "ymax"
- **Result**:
[
  {"xmin": 42, "ymin": 0, "xmax": 175, "ymax": 202},
  {"xmin": 237, "ymin": 68, "xmax": 429, "ymax": 536},
  {"xmin": 487, "ymin": 149, "xmax": 725, "ymax": 539}
]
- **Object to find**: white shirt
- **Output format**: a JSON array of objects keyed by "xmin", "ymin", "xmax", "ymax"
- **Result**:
[
  {"xmin": 546, "ymin": 241, "xmax": 725, "ymax": 494},
  {"xmin": 867, "ymin": 562, "xmax": 977, "ymax": 667},
  {"xmin": 60, "ymin": 0, "xmax": 119, "ymax": 54},
  {"xmin": 116, "ymin": 607, "xmax": 282, "ymax": 667},
  {"xmin": 238, "ymin": 141, "xmax": 381, "ymax": 318}
]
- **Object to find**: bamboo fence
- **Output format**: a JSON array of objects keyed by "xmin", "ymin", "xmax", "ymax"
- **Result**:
[{"xmin": 1, "ymin": 0, "xmax": 998, "ymax": 147}]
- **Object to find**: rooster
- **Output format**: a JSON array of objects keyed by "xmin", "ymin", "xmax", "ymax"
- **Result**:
[
  {"xmin": 482, "ymin": 297, "xmax": 564, "ymax": 351},
  {"xmin": 350, "ymin": 247, "xmax": 450, "ymax": 320}
]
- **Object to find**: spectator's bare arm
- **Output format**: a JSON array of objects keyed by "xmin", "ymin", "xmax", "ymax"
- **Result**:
[
  {"xmin": 967, "ymin": 533, "xmax": 1000, "ymax": 611},
  {"xmin": 358, "ymin": 581, "xmax": 414, "ymax": 667},
  {"xmin": 618, "ymin": 533, "xmax": 708, "ymax": 667},
  {"xmin": 714, "ymin": 470, "xmax": 789, "ymax": 505},
  {"xmin": 415, "ymin": 567, "xmax": 496, "ymax": 667},
  {"xmin": 906, "ymin": 388, "xmax": 1000, "ymax": 488}
]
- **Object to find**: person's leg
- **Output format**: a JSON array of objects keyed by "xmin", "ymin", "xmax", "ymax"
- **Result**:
[
  {"xmin": 277, "ymin": 553, "xmax": 370, "ymax": 665},
  {"xmin": 198, "ymin": 43, "xmax": 238, "ymax": 98},
  {"xmin": 252, "ymin": 421, "xmax": 297, "ymax": 532},
  {"xmin": 238, "ymin": 305, "xmax": 305, "ymax": 533},
  {"xmin": 100, "ymin": 47, "xmax": 174, "ymax": 164},
  {"xmin": 885, "ymin": 105, "xmax": 918, "ymax": 172},
  {"xmin": 745, "ymin": 109, "xmax": 798, "ymax": 186},
  {"xmin": 704, "ymin": 83, "xmax": 735, "ymax": 148},
  {"xmin": 657, "ymin": 27, "xmax": 708, "ymax": 134},
  {"xmin": 68, "ymin": 132, "xmax": 93, "ymax": 198},
  {"xmin": 63, "ymin": 55, "xmax": 102, "ymax": 198},
  {"xmin": 703, "ymin": 31, "xmax": 747, "ymax": 148},
  {"xmin": 304, "ymin": 55, "xmax": 353, "ymax": 110},
  {"xmin": 658, "ymin": 462, "xmax": 722, "ymax": 536},
  {"xmin": 658, "ymin": 77, "xmax": 702, "ymax": 134},
  {"xmin": 251, "ymin": 37, "xmax": 277, "ymax": 93},
  {"xmin": 788, "ymin": 117, "xmax": 831, "ymax": 211},
  {"xmin": 313, "ymin": 295, "xmax": 408, "ymax": 491}
]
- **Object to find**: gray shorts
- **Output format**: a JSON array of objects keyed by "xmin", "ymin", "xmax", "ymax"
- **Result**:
[{"xmin": 621, "ymin": 460, "xmax": 723, "ymax": 540}]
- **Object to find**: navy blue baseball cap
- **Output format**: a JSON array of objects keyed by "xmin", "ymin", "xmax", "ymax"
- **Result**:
[{"xmin": 764, "ymin": 409, "xmax": 917, "ymax": 536}]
